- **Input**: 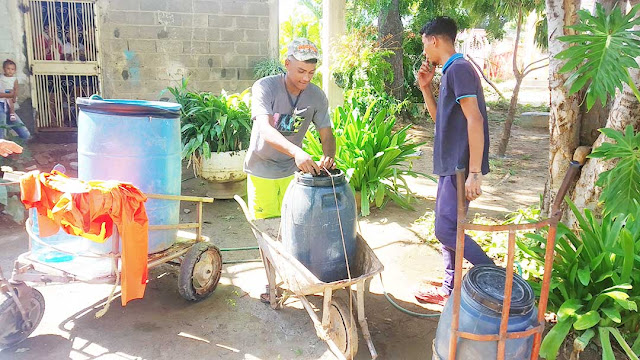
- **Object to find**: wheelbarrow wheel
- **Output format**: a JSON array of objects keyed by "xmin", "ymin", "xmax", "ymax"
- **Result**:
[
  {"xmin": 0, "ymin": 285, "xmax": 45, "ymax": 348},
  {"xmin": 178, "ymin": 243, "xmax": 222, "ymax": 301},
  {"xmin": 329, "ymin": 297, "xmax": 358, "ymax": 359}
]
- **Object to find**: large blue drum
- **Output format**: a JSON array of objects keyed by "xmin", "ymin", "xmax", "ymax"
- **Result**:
[
  {"xmin": 76, "ymin": 96, "xmax": 182, "ymax": 254},
  {"xmin": 434, "ymin": 265, "xmax": 538, "ymax": 359}
]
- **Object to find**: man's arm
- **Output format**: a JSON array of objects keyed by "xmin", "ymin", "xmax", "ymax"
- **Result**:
[
  {"xmin": 254, "ymin": 114, "xmax": 320, "ymax": 174},
  {"xmin": 459, "ymin": 96, "xmax": 485, "ymax": 201},
  {"xmin": 417, "ymin": 61, "xmax": 438, "ymax": 122},
  {"xmin": 13, "ymin": 79, "xmax": 18, "ymax": 101},
  {"xmin": 318, "ymin": 127, "xmax": 336, "ymax": 170}
]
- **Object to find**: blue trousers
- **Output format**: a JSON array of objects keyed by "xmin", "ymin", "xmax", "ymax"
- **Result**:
[
  {"xmin": 0, "ymin": 103, "xmax": 30, "ymax": 140},
  {"xmin": 435, "ymin": 175, "xmax": 494, "ymax": 295}
]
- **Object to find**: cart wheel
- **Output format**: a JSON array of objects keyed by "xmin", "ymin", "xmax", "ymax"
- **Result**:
[
  {"xmin": 0, "ymin": 286, "xmax": 45, "ymax": 348},
  {"xmin": 329, "ymin": 297, "xmax": 359, "ymax": 359},
  {"xmin": 178, "ymin": 243, "xmax": 222, "ymax": 301}
]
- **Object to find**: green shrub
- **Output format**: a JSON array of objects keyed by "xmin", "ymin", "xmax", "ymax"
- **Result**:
[{"xmin": 304, "ymin": 99, "xmax": 430, "ymax": 216}]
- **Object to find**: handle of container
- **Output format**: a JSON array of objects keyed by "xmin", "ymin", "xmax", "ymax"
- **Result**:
[{"xmin": 89, "ymin": 94, "xmax": 103, "ymax": 100}]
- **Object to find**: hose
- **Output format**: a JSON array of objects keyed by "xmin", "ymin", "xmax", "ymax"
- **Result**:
[{"xmin": 379, "ymin": 273, "xmax": 441, "ymax": 318}]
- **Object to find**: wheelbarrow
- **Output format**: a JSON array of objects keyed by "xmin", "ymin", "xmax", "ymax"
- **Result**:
[
  {"xmin": 235, "ymin": 195, "xmax": 384, "ymax": 360},
  {"xmin": 0, "ymin": 169, "xmax": 224, "ymax": 349}
]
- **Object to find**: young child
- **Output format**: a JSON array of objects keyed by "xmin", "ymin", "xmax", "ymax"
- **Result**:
[
  {"xmin": 0, "ymin": 59, "xmax": 30, "ymax": 140},
  {"xmin": 0, "ymin": 59, "xmax": 18, "ymax": 122}
]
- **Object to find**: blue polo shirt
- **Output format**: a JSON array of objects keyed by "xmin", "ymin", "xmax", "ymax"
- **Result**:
[{"xmin": 432, "ymin": 53, "xmax": 490, "ymax": 176}]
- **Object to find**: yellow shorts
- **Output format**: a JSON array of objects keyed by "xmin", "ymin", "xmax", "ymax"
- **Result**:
[{"xmin": 246, "ymin": 174, "xmax": 294, "ymax": 219}]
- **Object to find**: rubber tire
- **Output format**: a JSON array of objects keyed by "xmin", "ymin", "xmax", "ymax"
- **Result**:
[
  {"xmin": 329, "ymin": 296, "xmax": 359, "ymax": 359},
  {"xmin": 178, "ymin": 243, "xmax": 222, "ymax": 301},
  {"xmin": 0, "ymin": 287, "xmax": 45, "ymax": 349}
]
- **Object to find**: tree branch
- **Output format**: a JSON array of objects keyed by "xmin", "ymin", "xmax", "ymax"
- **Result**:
[
  {"xmin": 523, "ymin": 58, "xmax": 549, "ymax": 73},
  {"xmin": 523, "ymin": 63, "xmax": 550, "ymax": 77},
  {"xmin": 465, "ymin": 55, "xmax": 506, "ymax": 99},
  {"xmin": 513, "ymin": 7, "xmax": 523, "ymax": 77}
]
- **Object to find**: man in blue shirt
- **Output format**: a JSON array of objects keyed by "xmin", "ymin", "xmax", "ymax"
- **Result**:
[{"xmin": 414, "ymin": 17, "xmax": 494, "ymax": 306}]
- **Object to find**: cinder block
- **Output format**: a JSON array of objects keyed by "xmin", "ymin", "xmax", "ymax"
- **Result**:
[
  {"xmin": 235, "ymin": 16, "xmax": 260, "ymax": 29},
  {"xmin": 206, "ymin": 29, "xmax": 220, "ymax": 41},
  {"xmin": 194, "ymin": 0, "xmax": 221, "ymax": 13},
  {"xmin": 235, "ymin": 42, "xmax": 260, "ymax": 55},
  {"xmin": 210, "ymin": 41, "xmax": 235, "ymax": 54},
  {"xmin": 244, "ymin": 29, "xmax": 268, "ymax": 42},
  {"xmin": 259, "ymin": 16, "xmax": 270, "ymax": 30},
  {"xmin": 237, "ymin": 68, "xmax": 254, "ymax": 80},
  {"xmin": 112, "ymin": 26, "xmax": 140, "ymax": 39},
  {"xmin": 167, "ymin": 1, "xmax": 194, "ymax": 12},
  {"xmin": 192, "ymin": 14, "xmax": 209, "ymax": 28},
  {"xmin": 141, "ymin": 0, "xmax": 168, "ymax": 11},
  {"xmin": 126, "ymin": 11, "xmax": 155, "ymax": 25},
  {"xmin": 108, "ymin": 0, "xmax": 139, "ymax": 11},
  {"xmin": 519, "ymin": 112, "xmax": 549, "ymax": 129},
  {"xmin": 155, "ymin": 12, "xmax": 181, "ymax": 26},
  {"xmin": 198, "ymin": 55, "xmax": 222, "ymax": 68},
  {"xmin": 208, "ymin": 15, "xmax": 235, "ymax": 28},
  {"xmin": 184, "ymin": 41, "xmax": 210, "ymax": 54},
  {"xmin": 221, "ymin": 54, "xmax": 247, "ymax": 67},
  {"xmin": 156, "ymin": 40, "xmax": 183, "ymax": 53},
  {"xmin": 127, "ymin": 39, "xmax": 156, "ymax": 52}
]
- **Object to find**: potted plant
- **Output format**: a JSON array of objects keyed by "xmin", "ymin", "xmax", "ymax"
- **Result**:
[{"xmin": 167, "ymin": 78, "xmax": 252, "ymax": 198}]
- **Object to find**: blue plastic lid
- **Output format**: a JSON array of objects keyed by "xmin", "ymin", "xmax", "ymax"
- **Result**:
[
  {"xmin": 462, "ymin": 265, "xmax": 535, "ymax": 316},
  {"xmin": 77, "ymin": 95, "xmax": 181, "ymax": 118}
]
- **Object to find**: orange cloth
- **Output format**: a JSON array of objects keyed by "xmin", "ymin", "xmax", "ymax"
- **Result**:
[{"xmin": 20, "ymin": 170, "xmax": 149, "ymax": 306}]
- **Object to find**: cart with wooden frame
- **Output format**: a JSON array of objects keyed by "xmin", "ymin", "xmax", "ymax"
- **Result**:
[
  {"xmin": 0, "ymin": 169, "xmax": 223, "ymax": 349},
  {"xmin": 235, "ymin": 195, "xmax": 383, "ymax": 360}
]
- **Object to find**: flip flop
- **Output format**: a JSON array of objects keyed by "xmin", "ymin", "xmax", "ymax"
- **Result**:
[
  {"xmin": 8, "ymin": 114, "xmax": 16, "ymax": 122},
  {"xmin": 415, "ymin": 286, "xmax": 449, "ymax": 306}
]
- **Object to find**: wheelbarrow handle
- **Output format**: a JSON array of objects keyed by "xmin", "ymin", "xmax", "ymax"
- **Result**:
[{"xmin": 551, "ymin": 161, "xmax": 582, "ymax": 216}]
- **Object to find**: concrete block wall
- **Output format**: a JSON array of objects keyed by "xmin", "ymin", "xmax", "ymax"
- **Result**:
[{"xmin": 97, "ymin": 0, "xmax": 279, "ymax": 100}]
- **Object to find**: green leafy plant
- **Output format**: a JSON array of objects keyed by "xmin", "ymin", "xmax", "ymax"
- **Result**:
[
  {"xmin": 556, "ymin": 3, "xmax": 640, "ymax": 110},
  {"xmin": 253, "ymin": 58, "xmax": 285, "ymax": 79},
  {"xmin": 588, "ymin": 125, "xmax": 640, "ymax": 216},
  {"xmin": 166, "ymin": 78, "xmax": 252, "ymax": 161},
  {"xmin": 522, "ymin": 200, "xmax": 640, "ymax": 360},
  {"xmin": 304, "ymin": 99, "xmax": 430, "ymax": 216}
]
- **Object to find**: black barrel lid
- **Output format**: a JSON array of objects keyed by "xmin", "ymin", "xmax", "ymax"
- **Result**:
[
  {"xmin": 462, "ymin": 265, "xmax": 534, "ymax": 316},
  {"xmin": 77, "ymin": 95, "xmax": 181, "ymax": 118},
  {"xmin": 295, "ymin": 168, "xmax": 346, "ymax": 187}
]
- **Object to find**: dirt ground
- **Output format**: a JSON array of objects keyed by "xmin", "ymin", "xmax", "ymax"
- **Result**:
[{"xmin": 0, "ymin": 94, "xmax": 553, "ymax": 359}]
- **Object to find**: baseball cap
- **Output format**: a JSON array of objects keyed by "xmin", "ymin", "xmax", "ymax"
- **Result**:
[{"xmin": 286, "ymin": 38, "xmax": 320, "ymax": 62}]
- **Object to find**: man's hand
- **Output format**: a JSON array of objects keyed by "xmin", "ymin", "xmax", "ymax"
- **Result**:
[
  {"xmin": 0, "ymin": 139, "xmax": 23, "ymax": 157},
  {"xmin": 465, "ymin": 172, "xmax": 483, "ymax": 201},
  {"xmin": 295, "ymin": 149, "xmax": 321, "ymax": 175},
  {"xmin": 318, "ymin": 155, "xmax": 335, "ymax": 171},
  {"xmin": 417, "ymin": 60, "xmax": 436, "ymax": 91}
]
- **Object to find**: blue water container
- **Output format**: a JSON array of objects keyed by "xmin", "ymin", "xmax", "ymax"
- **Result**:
[
  {"xmin": 434, "ymin": 265, "xmax": 538, "ymax": 359},
  {"xmin": 280, "ymin": 170, "xmax": 358, "ymax": 282},
  {"xmin": 76, "ymin": 96, "xmax": 182, "ymax": 254}
]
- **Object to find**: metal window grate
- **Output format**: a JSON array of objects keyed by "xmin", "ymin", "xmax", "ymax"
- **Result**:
[{"xmin": 33, "ymin": 74, "xmax": 98, "ymax": 130}]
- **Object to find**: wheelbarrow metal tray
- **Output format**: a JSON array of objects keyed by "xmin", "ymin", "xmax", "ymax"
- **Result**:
[{"xmin": 251, "ymin": 218, "xmax": 384, "ymax": 296}]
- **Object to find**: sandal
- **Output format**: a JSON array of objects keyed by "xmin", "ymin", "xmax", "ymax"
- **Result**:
[
  {"xmin": 415, "ymin": 286, "xmax": 449, "ymax": 306},
  {"xmin": 8, "ymin": 113, "xmax": 16, "ymax": 122}
]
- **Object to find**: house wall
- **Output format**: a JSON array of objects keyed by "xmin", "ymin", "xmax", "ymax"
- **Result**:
[{"xmin": 97, "ymin": 0, "xmax": 279, "ymax": 100}]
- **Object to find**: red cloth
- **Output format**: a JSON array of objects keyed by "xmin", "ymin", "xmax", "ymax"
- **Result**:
[{"xmin": 20, "ymin": 171, "xmax": 149, "ymax": 306}]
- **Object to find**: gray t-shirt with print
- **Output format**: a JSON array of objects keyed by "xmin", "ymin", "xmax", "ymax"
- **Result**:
[{"xmin": 243, "ymin": 74, "xmax": 331, "ymax": 179}]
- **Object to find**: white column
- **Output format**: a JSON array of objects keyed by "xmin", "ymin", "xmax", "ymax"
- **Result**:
[
  {"xmin": 322, "ymin": 0, "xmax": 345, "ymax": 109},
  {"xmin": 269, "ymin": 0, "xmax": 280, "ymax": 59}
]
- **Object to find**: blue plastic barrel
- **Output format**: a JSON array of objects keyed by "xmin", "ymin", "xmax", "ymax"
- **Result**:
[
  {"xmin": 76, "ymin": 96, "xmax": 182, "ymax": 254},
  {"xmin": 280, "ymin": 170, "xmax": 358, "ymax": 283},
  {"xmin": 434, "ymin": 265, "xmax": 538, "ymax": 359}
]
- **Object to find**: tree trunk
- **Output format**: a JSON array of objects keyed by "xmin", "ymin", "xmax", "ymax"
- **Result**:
[
  {"xmin": 498, "ymin": 76, "xmax": 523, "ymax": 156},
  {"xmin": 569, "ymin": 69, "xmax": 640, "ymax": 223},
  {"xmin": 541, "ymin": 0, "xmax": 582, "ymax": 216},
  {"xmin": 378, "ymin": 0, "xmax": 405, "ymax": 100}
]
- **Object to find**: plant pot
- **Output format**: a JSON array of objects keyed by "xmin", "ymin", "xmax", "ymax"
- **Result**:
[{"xmin": 196, "ymin": 150, "xmax": 247, "ymax": 199}]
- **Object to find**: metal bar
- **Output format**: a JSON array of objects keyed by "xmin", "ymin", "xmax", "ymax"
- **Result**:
[
  {"xmin": 148, "ymin": 247, "xmax": 190, "ymax": 268},
  {"xmin": 497, "ymin": 230, "xmax": 517, "ymax": 360},
  {"xmin": 456, "ymin": 323, "xmax": 544, "ymax": 341},
  {"xmin": 321, "ymin": 288, "xmax": 333, "ymax": 329},
  {"xmin": 196, "ymin": 201, "xmax": 203, "ymax": 241},
  {"xmin": 221, "ymin": 259, "xmax": 261, "ymax": 264},
  {"xmin": 531, "ymin": 224, "xmax": 558, "ymax": 360},
  {"xmin": 145, "ymin": 193, "xmax": 214, "ymax": 203},
  {"xmin": 148, "ymin": 223, "xmax": 199, "ymax": 231},
  {"xmin": 448, "ymin": 167, "xmax": 467, "ymax": 360},
  {"xmin": 357, "ymin": 280, "xmax": 378, "ymax": 359},
  {"xmin": 219, "ymin": 246, "xmax": 259, "ymax": 251},
  {"xmin": 461, "ymin": 219, "xmax": 556, "ymax": 232}
]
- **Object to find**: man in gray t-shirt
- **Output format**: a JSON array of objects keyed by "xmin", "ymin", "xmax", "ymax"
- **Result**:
[{"xmin": 243, "ymin": 38, "xmax": 336, "ymax": 219}]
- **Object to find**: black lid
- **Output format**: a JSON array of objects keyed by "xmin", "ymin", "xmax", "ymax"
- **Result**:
[
  {"xmin": 462, "ymin": 265, "xmax": 534, "ymax": 316},
  {"xmin": 295, "ymin": 168, "xmax": 346, "ymax": 187},
  {"xmin": 77, "ymin": 95, "xmax": 181, "ymax": 118}
]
